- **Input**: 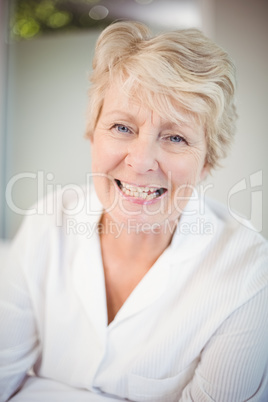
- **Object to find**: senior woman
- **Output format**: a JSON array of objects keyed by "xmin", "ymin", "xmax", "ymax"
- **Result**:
[{"xmin": 1, "ymin": 21, "xmax": 268, "ymax": 402}]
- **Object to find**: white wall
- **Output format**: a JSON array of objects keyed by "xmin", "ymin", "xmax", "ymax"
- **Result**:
[
  {"xmin": 3, "ymin": 0, "xmax": 268, "ymax": 239},
  {"xmin": 0, "ymin": 0, "xmax": 8, "ymax": 238},
  {"xmin": 5, "ymin": 30, "xmax": 101, "ymax": 238}
]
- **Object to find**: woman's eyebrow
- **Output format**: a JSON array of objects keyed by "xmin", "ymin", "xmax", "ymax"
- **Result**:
[
  {"xmin": 103, "ymin": 110, "xmax": 199, "ymax": 135},
  {"xmin": 104, "ymin": 110, "xmax": 134, "ymax": 119},
  {"xmin": 161, "ymin": 121, "xmax": 196, "ymax": 133}
]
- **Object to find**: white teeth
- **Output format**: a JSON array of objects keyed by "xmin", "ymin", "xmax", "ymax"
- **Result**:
[
  {"xmin": 147, "ymin": 193, "xmax": 156, "ymax": 200},
  {"xmin": 118, "ymin": 180, "xmax": 163, "ymax": 200},
  {"xmin": 125, "ymin": 184, "xmax": 153, "ymax": 193}
]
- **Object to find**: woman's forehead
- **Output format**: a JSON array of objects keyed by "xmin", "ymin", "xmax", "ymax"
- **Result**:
[
  {"xmin": 99, "ymin": 82, "xmax": 205, "ymax": 142},
  {"xmin": 102, "ymin": 80, "xmax": 197, "ymax": 126}
]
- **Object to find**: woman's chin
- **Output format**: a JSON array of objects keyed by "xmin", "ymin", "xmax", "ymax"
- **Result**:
[{"xmin": 103, "ymin": 206, "xmax": 178, "ymax": 237}]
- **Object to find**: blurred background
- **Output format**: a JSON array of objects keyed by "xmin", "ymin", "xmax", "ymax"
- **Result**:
[{"xmin": 0, "ymin": 0, "xmax": 267, "ymax": 240}]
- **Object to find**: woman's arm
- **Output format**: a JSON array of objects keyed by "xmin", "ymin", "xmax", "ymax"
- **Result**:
[
  {"xmin": 0, "ymin": 220, "xmax": 41, "ymax": 402},
  {"xmin": 180, "ymin": 285, "xmax": 268, "ymax": 401}
]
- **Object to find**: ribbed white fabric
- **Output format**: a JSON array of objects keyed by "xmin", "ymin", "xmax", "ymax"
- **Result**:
[{"xmin": 0, "ymin": 187, "xmax": 267, "ymax": 402}]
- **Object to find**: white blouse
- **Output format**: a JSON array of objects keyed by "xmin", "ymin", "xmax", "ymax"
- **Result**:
[{"xmin": 0, "ymin": 187, "xmax": 268, "ymax": 402}]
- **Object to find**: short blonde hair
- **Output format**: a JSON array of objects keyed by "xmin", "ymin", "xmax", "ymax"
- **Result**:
[{"xmin": 86, "ymin": 21, "xmax": 237, "ymax": 168}]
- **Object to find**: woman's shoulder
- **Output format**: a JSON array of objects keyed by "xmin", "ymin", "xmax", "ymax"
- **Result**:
[
  {"xmin": 173, "ymin": 196, "xmax": 268, "ymax": 303},
  {"xmin": 7, "ymin": 185, "xmax": 101, "ymax": 263},
  {"xmin": 206, "ymin": 196, "xmax": 267, "ymax": 250},
  {"xmin": 205, "ymin": 197, "xmax": 268, "ymax": 298},
  {"xmin": 14, "ymin": 184, "xmax": 101, "ymax": 231},
  {"xmin": 175, "ymin": 194, "xmax": 268, "ymax": 258},
  {"xmin": 3, "ymin": 185, "xmax": 102, "ymax": 290}
]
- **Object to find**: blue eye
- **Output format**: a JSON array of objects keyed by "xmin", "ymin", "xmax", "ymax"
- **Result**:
[
  {"xmin": 115, "ymin": 124, "xmax": 130, "ymax": 133},
  {"xmin": 169, "ymin": 135, "xmax": 184, "ymax": 143}
]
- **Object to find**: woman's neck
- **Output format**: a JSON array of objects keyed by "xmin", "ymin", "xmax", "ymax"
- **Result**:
[
  {"xmin": 99, "ymin": 213, "xmax": 177, "ymax": 324},
  {"xmin": 100, "ymin": 212, "xmax": 177, "ymax": 266}
]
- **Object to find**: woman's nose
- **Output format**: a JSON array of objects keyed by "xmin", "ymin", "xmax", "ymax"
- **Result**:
[{"xmin": 125, "ymin": 138, "xmax": 158, "ymax": 173}]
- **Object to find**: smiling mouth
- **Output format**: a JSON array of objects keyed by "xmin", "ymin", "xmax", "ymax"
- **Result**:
[{"xmin": 115, "ymin": 179, "xmax": 167, "ymax": 201}]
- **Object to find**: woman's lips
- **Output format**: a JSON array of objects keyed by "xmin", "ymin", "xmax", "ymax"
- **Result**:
[{"xmin": 114, "ymin": 179, "xmax": 167, "ymax": 202}]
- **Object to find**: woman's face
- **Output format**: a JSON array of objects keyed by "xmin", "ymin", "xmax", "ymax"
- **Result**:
[{"xmin": 90, "ymin": 82, "xmax": 209, "ymax": 232}]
